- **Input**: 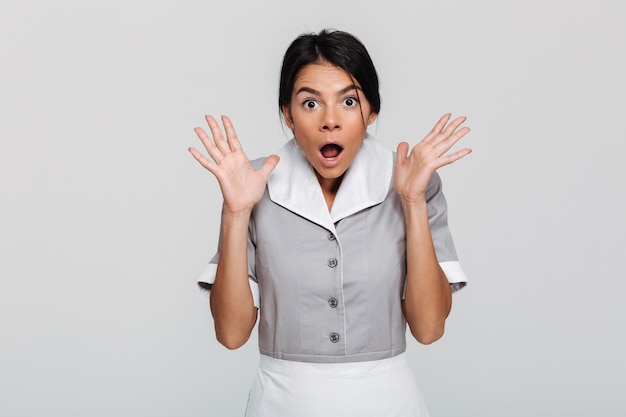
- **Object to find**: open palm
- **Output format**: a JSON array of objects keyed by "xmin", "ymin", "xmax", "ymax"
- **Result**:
[
  {"xmin": 188, "ymin": 115, "xmax": 279, "ymax": 215},
  {"xmin": 394, "ymin": 114, "xmax": 471, "ymax": 203}
]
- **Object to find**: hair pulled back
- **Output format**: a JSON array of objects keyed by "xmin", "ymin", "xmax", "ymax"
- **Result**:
[{"xmin": 279, "ymin": 29, "xmax": 380, "ymax": 117}]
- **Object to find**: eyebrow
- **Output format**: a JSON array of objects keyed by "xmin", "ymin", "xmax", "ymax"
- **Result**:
[{"xmin": 295, "ymin": 85, "xmax": 362, "ymax": 96}]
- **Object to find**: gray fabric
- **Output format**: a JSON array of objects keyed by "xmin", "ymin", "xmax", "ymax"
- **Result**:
[{"xmin": 201, "ymin": 137, "xmax": 466, "ymax": 363}]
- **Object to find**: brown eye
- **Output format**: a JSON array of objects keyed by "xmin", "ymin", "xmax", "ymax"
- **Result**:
[{"xmin": 304, "ymin": 100, "xmax": 318, "ymax": 109}]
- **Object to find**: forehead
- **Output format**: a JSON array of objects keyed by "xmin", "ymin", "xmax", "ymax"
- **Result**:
[{"xmin": 293, "ymin": 61, "xmax": 360, "ymax": 93}]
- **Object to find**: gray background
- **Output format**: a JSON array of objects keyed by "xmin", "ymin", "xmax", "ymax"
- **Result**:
[{"xmin": 1, "ymin": 0, "xmax": 625, "ymax": 416}]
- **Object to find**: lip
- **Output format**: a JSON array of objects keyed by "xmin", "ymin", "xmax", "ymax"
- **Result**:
[{"xmin": 318, "ymin": 141, "xmax": 344, "ymax": 168}]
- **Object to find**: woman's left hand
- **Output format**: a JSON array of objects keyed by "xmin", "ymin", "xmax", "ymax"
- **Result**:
[{"xmin": 394, "ymin": 113, "xmax": 471, "ymax": 203}]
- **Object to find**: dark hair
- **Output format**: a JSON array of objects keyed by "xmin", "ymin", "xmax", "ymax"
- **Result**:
[{"xmin": 278, "ymin": 29, "xmax": 381, "ymax": 117}]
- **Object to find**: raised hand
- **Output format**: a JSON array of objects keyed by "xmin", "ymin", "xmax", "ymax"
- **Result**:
[
  {"xmin": 188, "ymin": 115, "xmax": 279, "ymax": 215},
  {"xmin": 394, "ymin": 113, "xmax": 471, "ymax": 203}
]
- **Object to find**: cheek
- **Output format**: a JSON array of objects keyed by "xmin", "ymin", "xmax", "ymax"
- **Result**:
[{"xmin": 293, "ymin": 116, "xmax": 318, "ymax": 137}]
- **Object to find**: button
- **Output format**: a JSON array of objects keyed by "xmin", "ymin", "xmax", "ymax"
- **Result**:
[
  {"xmin": 328, "ymin": 297, "xmax": 338, "ymax": 308},
  {"xmin": 329, "ymin": 333, "xmax": 340, "ymax": 343},
  {"xmin": 327, "ymin": 233, "xmax": 336, "ymax": 241},
  {"xmin": 327, "ymin": 258, "xmax": 337, "ymax": 268}
]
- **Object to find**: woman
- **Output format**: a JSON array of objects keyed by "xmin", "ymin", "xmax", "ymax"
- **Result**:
[{"xmin": 189, "ymin": 29, "xmax": 470, "ymax": 417}]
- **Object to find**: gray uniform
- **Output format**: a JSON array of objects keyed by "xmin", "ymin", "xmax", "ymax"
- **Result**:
[{"xmin": 198, "ymin": 136, "xmax": 467, "ymax": 364}]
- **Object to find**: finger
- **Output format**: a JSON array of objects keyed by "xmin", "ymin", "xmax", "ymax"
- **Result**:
[
  {"xmin": 435, "ymin": 148, "xmax": 472, "ymax": 168},
  {"xmin": 434, "ymin": 126, "xmax": 471, "ymax": 156},
  {"xmin": 221, "ymin": 115, "xmax": 243, "ymax": 152},
  {"xmin": 188, "ymin": 146, "xmax": 219, "ymax": 174},
  {"xmin": 423, "ymin": 113, "xmax": 452, "ymax": 143},
  {"xmin": 441, "ymin": 116, "xmax": 467, "ymax": 138},
  {"xmin": 421, "ymin": 113, "xmax": 451, "ymax": 145},
  {"xmin": 205, "ymin": 115, "xmax": 231, "ymax": 155},
  {"xmin": 431, "ymin": 113, "xmax": 451, "ymax": 133},
  {"xmin": 194, "ymin": 126, "xmax": 224, "ymax": 163},
  {"xmin": 396, "ymin": 142, "xmax": 410, "ymax": 161}
]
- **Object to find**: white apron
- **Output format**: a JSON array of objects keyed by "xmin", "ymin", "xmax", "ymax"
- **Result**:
[{"xmin": 244, "ymin": 353, "xmax": 430, "ymax": 417}]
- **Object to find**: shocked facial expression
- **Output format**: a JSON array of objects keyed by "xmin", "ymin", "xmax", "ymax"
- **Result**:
[{"xmin": 282, "ymin": 61, "xmax": 377, "ymax": 192}]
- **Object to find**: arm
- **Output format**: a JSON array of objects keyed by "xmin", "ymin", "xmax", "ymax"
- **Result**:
[
  {"xmin": 209, "ymin": 210, "xmax": 257, "ymax": 349},
  {"xmin": 401, "ymin": 199, "xmax": 452, "ymax": 344},
  {"xmin": 189, "ymin": 115, "xmax": 279, "ymax": 349},
  {"xmin": 394, "ymin": 114, "xmax": 471, "ymax": 344}
]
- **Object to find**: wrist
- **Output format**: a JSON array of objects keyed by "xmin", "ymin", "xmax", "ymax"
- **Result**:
[
  {"xmin": 400, "ymin": 198, "xmax": 429, "ymax": 227},
  {"xmin": 400, "ymin": 196, "xmax": 428, "ymax": 211},
  {"xmin": 222, "ymin": 208, "xmax": 252, "ymax": 226}
]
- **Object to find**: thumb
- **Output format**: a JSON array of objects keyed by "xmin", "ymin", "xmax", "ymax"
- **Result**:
[
  {"xmin": 259, "ymin": 155, "xmax": 280, "ymax": 179},
  {"xmin": 396, "ymin": 142, "xmax": 409, "ymax": 162}
]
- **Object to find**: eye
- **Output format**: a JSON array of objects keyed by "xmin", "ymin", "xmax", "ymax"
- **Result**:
[
  {"xmin": 343, "ymin": 96, "xmax": 359, "ymax": 107},
  {"xmin": 303, "ymin": 99, "xmax": 319, "ymax": 109}
]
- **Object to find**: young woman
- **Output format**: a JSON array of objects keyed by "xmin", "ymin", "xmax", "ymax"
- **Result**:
[{"xmin": 189, "ymin": 29, "xmax": 470, "ymax": 417}]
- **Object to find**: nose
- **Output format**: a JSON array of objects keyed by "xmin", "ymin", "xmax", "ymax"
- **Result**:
[{"xmin": 321, "ymin": 107, "xmax": 341, "ymax": 131}]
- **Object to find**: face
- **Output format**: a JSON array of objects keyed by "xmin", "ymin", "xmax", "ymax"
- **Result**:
[{"xmin": 282, "ymin": 61, "xmax": 377, "ymax": 192}]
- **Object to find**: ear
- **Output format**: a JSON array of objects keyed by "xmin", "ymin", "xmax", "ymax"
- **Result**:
[
  {"xmin": 367, "ymin": 112, "xmax": 378, "ymax": 126},
  {"xmin": 282, "ymin": 105, "xmax": 294, "ymax": 130}
]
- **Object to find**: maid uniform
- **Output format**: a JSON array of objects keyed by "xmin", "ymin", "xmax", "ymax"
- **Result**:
[{"xmin": 198, "ymin": 135, "xmax": 468, "ymax": 416}]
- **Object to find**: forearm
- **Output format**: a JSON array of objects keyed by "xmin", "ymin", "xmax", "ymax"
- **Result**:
[
  {"xmin": 402, "ymin": 200, "xmax": 452, "ymax": 344},
  {"xmin": 209, "ymin": 210, "xmax": 258, "ymax": 349}
]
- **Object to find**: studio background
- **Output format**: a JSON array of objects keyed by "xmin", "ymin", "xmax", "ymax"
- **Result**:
[{"xmin": 1, "ymin": 0, "xmax": 624, "ymax": 416}]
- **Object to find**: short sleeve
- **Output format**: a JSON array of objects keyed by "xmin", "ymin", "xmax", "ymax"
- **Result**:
[
  {"xmin": 196, "ymin": 211, "xmax": 261, "ymax": 307},
  {"xmin": 425, "ymin": 172, "xmax": 468, "ymax": 293}
]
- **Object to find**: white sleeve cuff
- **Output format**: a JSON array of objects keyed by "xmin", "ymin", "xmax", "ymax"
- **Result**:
[
  {"xmin": 196, "ymin": 263, "xmax": 261, "ymax": 308},
  {"xmin": 439, "ymin": 261, "xmax": 468, "ymax": 293}
]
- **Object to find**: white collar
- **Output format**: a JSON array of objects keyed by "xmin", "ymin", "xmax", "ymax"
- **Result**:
[{"xmin": 267, "ymin": 135, "xmax": 394, "ymax": 231}]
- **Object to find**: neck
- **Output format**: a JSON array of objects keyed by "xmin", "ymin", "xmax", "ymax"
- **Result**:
[{"xmin": 316, "ymin": 174, "xmax": 343, "ymax": 211}]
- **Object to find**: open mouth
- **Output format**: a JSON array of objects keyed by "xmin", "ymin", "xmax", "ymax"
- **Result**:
[{"xmin": 320, "ymin": 143, "xmax": 343, "ymax": 159}]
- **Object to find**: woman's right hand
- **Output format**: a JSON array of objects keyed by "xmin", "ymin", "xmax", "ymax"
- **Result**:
[{"xmin": 188, "ymin": 115, "xmax": 280, "ymax": 216}]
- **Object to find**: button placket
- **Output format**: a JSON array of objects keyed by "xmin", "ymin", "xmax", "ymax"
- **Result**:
[{"xmin": 325, "ymin": 229, "xmax": 342, "ymax": 348}]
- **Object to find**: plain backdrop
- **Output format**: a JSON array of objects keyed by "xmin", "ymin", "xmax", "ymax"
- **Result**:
[{"xmin": 1, "ymin": 0, "xmax": 625, "ymax": 416}]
